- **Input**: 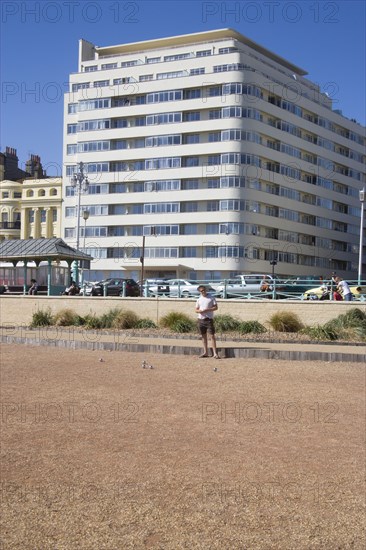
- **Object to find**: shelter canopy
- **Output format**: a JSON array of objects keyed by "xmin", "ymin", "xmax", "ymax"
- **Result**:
[{"xmin": 0, "ymin": 238, "xmax": 93, "ymax": 266}]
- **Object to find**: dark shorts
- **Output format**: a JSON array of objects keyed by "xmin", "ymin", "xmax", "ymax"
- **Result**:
[{"xmin": 198, "ymin": 318, "xmax": 215, "ymax": 335}]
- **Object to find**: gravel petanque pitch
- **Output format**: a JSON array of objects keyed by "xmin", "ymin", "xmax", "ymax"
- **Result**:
[{"xmin": 0, "ymin": 343, "xmax": 365, "ymax": 549}]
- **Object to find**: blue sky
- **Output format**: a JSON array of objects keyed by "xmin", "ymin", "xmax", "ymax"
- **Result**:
[{"xmin": 1, "ymin": 0, "xmax": 365, "ymax": 176}]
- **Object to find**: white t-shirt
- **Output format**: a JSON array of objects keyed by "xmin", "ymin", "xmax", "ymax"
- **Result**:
[
  {"xmin": 196, "ymin": 294, "xmax": 217, "ymax": 319},
  {"xmin": 337, "ymin": 280, "xmax": 351, "ymax": 296}
]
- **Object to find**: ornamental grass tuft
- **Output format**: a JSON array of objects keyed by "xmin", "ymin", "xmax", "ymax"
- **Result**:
[{"xmin": 269, "ymin": 311, "xmax": 303, "ymax": 333}]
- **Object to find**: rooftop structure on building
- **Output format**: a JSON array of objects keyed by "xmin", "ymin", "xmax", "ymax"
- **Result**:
[
  {"xmin": 63, "ymin": 28, "xmax": 365, "ymax": 281},
  {"xmin": 0, "ymin": 147, "xmax": 46, "ymax": 182}
]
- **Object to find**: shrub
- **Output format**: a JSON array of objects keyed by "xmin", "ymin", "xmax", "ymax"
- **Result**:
[
  {"xmin": 342, "ymin": 308, "xmax": 366, "ymax": 323},
  {"xmin": 99, "ymin": 308, "xmax": 122, "ymax": 329},
  {"xmin": 30, "ymin": 308, "xmax": 53, "ymax": 327},
  {"xmin": 323, "ymin": 308, "xmax": 366, "ymax": 341},
  {"xmin": 135, "ymin": 318, "xmax": 157, "ymax": 329},
  {"xmin": 159, "ymin": 312, "xmax": 196, "ymax": 333},
  {"xmin": 269, "ymin": 311, "xmax": 303, "ymax": 333},
  {"xmin": 301, "ymin": 308, "xmax": 366, "ymax": 342},
  {"xmin": 83, "ymin": 314, "xmax": 103, "ymax": 329},
  {"xmin": 111, "ymin": 310, "xmax": 139, "ymax": 330},
  {"xmin": 238, "ymin": 320, "xmax": 267, "ymax": 334},
  {"xmin": 214, "ymin": 314, "xmax": 240, "ymax": 332},
  {"xmin": 172, "ymin": 318, "xmax": 197, "ymax": 333},
  {"xmin": 53, "ymin": 308, "xmax": 79, "ymax": 326},
  {"xmin": 301, "ymin": 325, "xmax": 338, "ymax": 341}
]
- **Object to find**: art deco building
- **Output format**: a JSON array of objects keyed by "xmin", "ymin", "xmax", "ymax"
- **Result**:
[{"xmin": 63, "ymin": 29, "xmax": 365, "ymax": 280}]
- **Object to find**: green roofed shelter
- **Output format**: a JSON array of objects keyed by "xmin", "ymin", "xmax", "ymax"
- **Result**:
[{"xmin": 0, "ymin": 238, "xmax": 93, "ymax": 295}]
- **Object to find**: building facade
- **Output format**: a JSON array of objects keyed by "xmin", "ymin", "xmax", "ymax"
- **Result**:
[
  {"xmin": 0, "ymin": 177, "xmax": 62, "ymax": 241},
  {"xmin": 63, "ymin": 29, "xmax": 365, "ymax": 281},
  {"xmin": 20, "ymin": 177, "xmax": 62, "ymax": 239}
]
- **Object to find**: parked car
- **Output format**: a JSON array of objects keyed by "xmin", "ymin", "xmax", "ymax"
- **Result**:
[
  {"xmin": 81, "ymin": 278, "xmax": 140, "ymax": 297},
  {"xmin": 303, "ymin": 282, "xmax": 366, "ymax": 300},
  {"xmin": 141, "ymin": 278, "xmax": 171, "ymax": 297},
  {"xmin": 277, "ymin": 277, "xmax": 326, "ymax": 298},
  {"xmin": 214, "ymin": 275, "xmax": 275, "ymax": 298},
  {"xmin": 167, "ymin": 279, "xmax": 215, "ymax": 298}
]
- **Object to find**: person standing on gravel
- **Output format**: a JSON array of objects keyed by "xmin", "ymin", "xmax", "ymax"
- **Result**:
[{"xmin": 195, "ymin": 285, "xmax": 220, "ymax": 359}]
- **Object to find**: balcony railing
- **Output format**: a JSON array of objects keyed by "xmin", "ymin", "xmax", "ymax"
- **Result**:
[{"xmin": 0, "ymin": 222, "xmax": 21, "ymax": 230}]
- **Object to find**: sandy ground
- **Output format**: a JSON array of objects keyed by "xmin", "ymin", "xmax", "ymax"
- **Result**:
[{"xmin": 0, "ymin": 343, "xmax": 365, "ymax": 549}]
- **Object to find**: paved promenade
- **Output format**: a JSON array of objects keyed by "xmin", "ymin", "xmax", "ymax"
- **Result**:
[{"xmin": 1, "ymin": 326, "xmax": 365, "ymax": 363}]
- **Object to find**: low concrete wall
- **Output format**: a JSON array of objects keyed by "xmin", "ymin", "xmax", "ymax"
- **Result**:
[{"xmin": 1, "ymin": 295, "xmax": 365, "ymax": 328}]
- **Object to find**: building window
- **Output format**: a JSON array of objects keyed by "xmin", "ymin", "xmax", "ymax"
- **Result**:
[
  {"xmin": 145, "ymin": 135, "xmax": 181, "ymax": 147},
  {"xmin": 164, "ymin": 53, "xmax": 191, "ymax": 61},
  {"xmin": 67, "ymin": 144, "xmax": 77, "ymax": 154},
  {"xmin": 181, "ymin": 247, "xmax": 197, "ymax": 257},
  {"xmin": 182, "ymin": 202, "xmax": 198, "ymax": 213},
  {"xmin": 145, "ymin": 157, "xmax": 181, "ymax": 170},
  {"xmin": 190, "ymin": 68, "xmax": 205, "ymax": 75},
  {"xmin": 79, "ymin": 119, "xmax": 111, "ymax": 132},
  {"xmin": 184, "ymin": 89, "xmax": 201, "ymax": 99},
  {"xmin": 196, "ymin": 50, "xmax": 211, "ymax": 57},
  {"xmin": 183, "ymin": 111, "xmax": 200, "ymax": 122},
  {"xmin": 121, "ymin": 60, "xmax": 139, "ymax": 67},
  {"xmin": 94, "ymin": 80, "xmax": 110, "ymax": 88},
  {"xmin": 182, "ymin": 179, "xmax": 199, "ymax": 190},
  {"xmin": 144, "ymin": 203, "xmax": 180, "ymax": 214},
  {"xmin": 139, "ymin": 74, "xmax": 153, "ymax": 81},
  {"xmin": 206, "ymin": 224, "xmax": 219, "ymax": 234},
  {"xmin": 157, "ymin": 71, "xmax": 187, "ymax": 80},
  {"xmin": 207, "ymin": 201, "xmax": 219, "ymax": 211},
  {"xmin": 218, "ymin": 47, "xmax": 238, "ymax": 54},
  {"xmin": 184, "ymin": 134, "xmax": 200, "ymax": 144},
  {"xmin": 146, "ymin": 112, "xmax": 181, "ymax": 125},
  {"xmin": 78, "ymin": 99, "xmax": 111, "ymax": 111},
  {"xmin": 101, "ymin": 63, "xmax": 117, "ymax": 70},
  {"xmin": 182, "ymin": 224, "xmax": 197, "ymax": 235},
  {"xmin": 147, "ymin": 90, "xmax": 182, "ymax": 103},
  {"xmin": 72, "ymin": 82, "xmax": 90, "ymax": 91},
  {"xmin": 183, "ymin": 156, "xmax": 199, "ymax": 167}
]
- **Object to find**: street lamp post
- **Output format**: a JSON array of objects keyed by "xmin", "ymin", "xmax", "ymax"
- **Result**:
[
  {"xmin": 81, "ymin": 209, "xmax": 90, "ymax": 287},
  {"xmin": 270, "ymin": 258, "xmax": 278, "ymax": 299},
  {"xmin": 358, "ymin": 187, "xmax": 365, "ymax": 285},
  {"xmin": 139, "ymin": 227, "xmax": 157, "ymax": 296},
  {"xmin": 140, "ymin": 235, "xmax": 146, "ymax": 297},
  {"xmin": 82, "ymin": 209, "xmax": 90, "ymax": 249},
  {"xmin": 270, "ymin": 259, "xmax": 277, "ymax": 279},
  {"xmin": 70, "ymin": 162, "xmax": 89, "ymax": 284}
]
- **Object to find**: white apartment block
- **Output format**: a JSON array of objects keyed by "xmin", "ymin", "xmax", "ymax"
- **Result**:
[{"xmin": 63, "ymin": 28, "xmax": 365, "ymax": 281}]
